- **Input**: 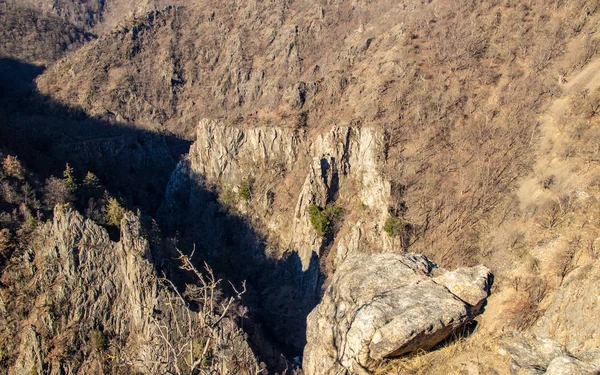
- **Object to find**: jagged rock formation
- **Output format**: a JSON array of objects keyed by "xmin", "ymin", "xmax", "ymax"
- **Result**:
[
  {"xmin": 0, "ymin": 206, "xmax": 257, "ymax": 374},
  {"xmin": 499, "ymin": 332, "xmax": 600, "ymax": 375},
  {"xmin": 302, "ymin": 253, "xmax": 492, "ymax": 375},
  {"xmin": 3, "ymin": 205, "xmax": 160, "ymax": 374}
]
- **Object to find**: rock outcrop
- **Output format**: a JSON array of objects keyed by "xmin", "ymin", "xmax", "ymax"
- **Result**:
[
  {"xmin": 6, "ymin": 205, "xmax": 162, "ymax": 374},
  {"xmin": 303, "ymin": 253, "xmax": 493, "ymax": 375},
  {"xmin": 161, "ymin": 120, "xmax": 394, "ymax": 351},
  {"xmin": 168, "ymin": 119, "xmax": 391, "ymax": 271},
  {"xmin": 498, "ymin": 332, "xmax": 600, "ymax": 375},
  {"xmin": 1, "ymin": 206, "xmax": 257, "ymax": 374},
  {"xmin": 533, "ymin": 258, "xmax": 600, "ymax": 353}
]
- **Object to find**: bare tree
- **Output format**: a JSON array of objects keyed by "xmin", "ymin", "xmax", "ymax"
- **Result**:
[{"xmin": 149, "ymin": 248, "xmax": 262, "ymax": 375}]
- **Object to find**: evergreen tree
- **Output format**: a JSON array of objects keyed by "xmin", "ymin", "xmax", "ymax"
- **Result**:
[
  {"xmin": 63, "ymin": 164, "xmax": 78, "ymax": 194},
  {"xmin": 104, "ymin": 197, "xmax": 125, "ymax": 227},
  {"xmin": 82, "ymin": 172, "xmax": 102, "ymax": 199}
]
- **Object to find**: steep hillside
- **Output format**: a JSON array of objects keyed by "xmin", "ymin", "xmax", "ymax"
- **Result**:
[
  {"xmin": 35, "ymin": 0, "xmax": 600, "ymax": 264},
  {"xmin": 0, "ymin": 2, "xmax": 91, "ymax": 65},
  {"xmin": 3, "ymin": 0, "xmax": 600, "ymax": 374}
]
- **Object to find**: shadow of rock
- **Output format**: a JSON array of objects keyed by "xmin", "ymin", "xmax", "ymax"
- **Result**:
[
  {"xmin": 0, "ymin": 57, "xmax": 190, "ymax": 216},
  {"xmin": 158, "ymin": 162, "xmax": 324, "ymax": 372}
]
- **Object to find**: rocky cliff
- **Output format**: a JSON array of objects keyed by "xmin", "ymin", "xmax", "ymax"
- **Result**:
[
  {"xmin": 0, "ymin": 206, "xmax": 257, "ymax": 374},
  {"xmin": 187, "ymin": 119, "xmax": 392, "ymax": 269},
  {"xmin": 160, "ymin": 119, "xmax": 398, "ymax": 350}
]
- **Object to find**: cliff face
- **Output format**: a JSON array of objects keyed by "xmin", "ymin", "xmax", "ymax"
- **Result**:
[
  {"xmin": 164, "ymin": 119, "xmax": 394, "ymax": 284},
  {"xmin": 0, "ymin": 206, "xmax": 257, "ymax": 374},
  {"xmin": 160, "ymin": 119, "xmax": 397, "ymax": 354},
  {"xmin": 188, "ymin": 119, "xmax": 392, "ymax": 269}
]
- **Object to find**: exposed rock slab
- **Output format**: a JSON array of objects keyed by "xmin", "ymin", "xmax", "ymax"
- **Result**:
[
  {"xmin": 303, "ymin": 253, "xmax": 493, "ymax": 375},
  {"xmin": 533, "ymin": 258, "xmax": 600, "ymax": 352},
  {"xmin": 498, "ymin": 332, "xmax": 600, "ymax": 375}
]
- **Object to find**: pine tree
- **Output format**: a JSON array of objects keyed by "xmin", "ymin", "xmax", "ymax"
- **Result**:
[
  {"xmin": 82, "ymin": 172, "xmax": 102, "ymax": 199},
  {"xmin": 63, "ymin": 164, "xmax": 78, "ymax": 194},
  {"xmin": 104, "ymin": 197, "xmax": 125, "ymax": 227}
]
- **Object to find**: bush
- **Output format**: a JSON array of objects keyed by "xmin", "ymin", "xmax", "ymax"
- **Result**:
[
  {"xmin": 88, "ymin": 329, "xmax": 105, "ymax": 351},
  {"xmin": 309, "ymin": 204, "xmax": 330, "ymax": 236},
  {"xmin": 309, "ymin": 204, "xmax": 343, "ymax": 236},
  {"xmin": 238, "ymin": 178, "xmax": 254, "ymax": 201},
  {"xmin": 384, "ymin": 217, "xmax": 403, "ymax": 237}
]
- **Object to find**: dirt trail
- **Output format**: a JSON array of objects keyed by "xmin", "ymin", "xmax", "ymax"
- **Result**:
[
  {"xmin": 547, "ymin": 58, "xmax": 600, "ymax": 133},
  {"xmin": 518, "ymin": 57, "xmax": 600, "ymax": 211}
]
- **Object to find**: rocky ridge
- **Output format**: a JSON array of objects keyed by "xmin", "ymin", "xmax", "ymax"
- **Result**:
[{"xmin": 1, "ymin": 206, "xmax": 257, "ymax": 374}]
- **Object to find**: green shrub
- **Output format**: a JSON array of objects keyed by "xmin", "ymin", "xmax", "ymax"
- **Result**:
[
  {"xmin": 309, "ymin": 204, "xmax": 343, "ymax": 236},
  {"xmin": 383, "ymin": 216, "xmax": 403, "ymax": 237},
  {"xmin": 309, "ymin": 204, "xmax": 330, "ymax": 236},
  {"xmin": 238, "ymin": 178, "xmax": 254, "ymax": 201}
]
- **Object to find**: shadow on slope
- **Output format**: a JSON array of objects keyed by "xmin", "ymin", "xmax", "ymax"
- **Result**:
[
  {"xmin": 0, "ymin": 57, "xmax": 190, "ymax": 216},
  {"xmin": 158, "ymin": 168, "xmax": 323, "ymax": 371}
]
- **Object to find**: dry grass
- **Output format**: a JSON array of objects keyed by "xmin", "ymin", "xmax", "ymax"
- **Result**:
[{"xmin": 373, "ymin": 332, "xmax": 511, "ymax": 375}]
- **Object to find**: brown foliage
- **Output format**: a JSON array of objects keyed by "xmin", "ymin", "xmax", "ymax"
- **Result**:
[
  {"xmin": 2, "ymin": 155, "xmax": 25, "ymax": 180},
  {"xmin": 43, "ymin": 176, "xmax": 73, "ymax": 209}
]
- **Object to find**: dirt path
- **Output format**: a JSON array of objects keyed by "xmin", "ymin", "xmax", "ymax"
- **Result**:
[
  {"xmin": 538, "ymin": 58, "xmax": 600, "ymax": 154},
  {"xmin": 548, "ymin": 58, "xmax": 600, "ymax": 128},
  {"xmin": 517, "ymin": 57, "xmax": 600, "ymax": 211}
]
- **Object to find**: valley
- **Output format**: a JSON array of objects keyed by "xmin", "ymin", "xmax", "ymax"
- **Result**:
[{"xmin": 1, "ymin": 0, "xmax": 600, "ymax": 374}]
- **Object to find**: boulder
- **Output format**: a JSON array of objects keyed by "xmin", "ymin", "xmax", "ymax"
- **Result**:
[{"xmin": 303, "ymin": 253, "xmax": 493, "ymax": 375}]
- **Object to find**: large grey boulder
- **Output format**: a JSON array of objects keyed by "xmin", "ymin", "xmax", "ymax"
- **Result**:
[{"xmin": 303, "ymin": 253, "xmax": 493, "ymax": 375}]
